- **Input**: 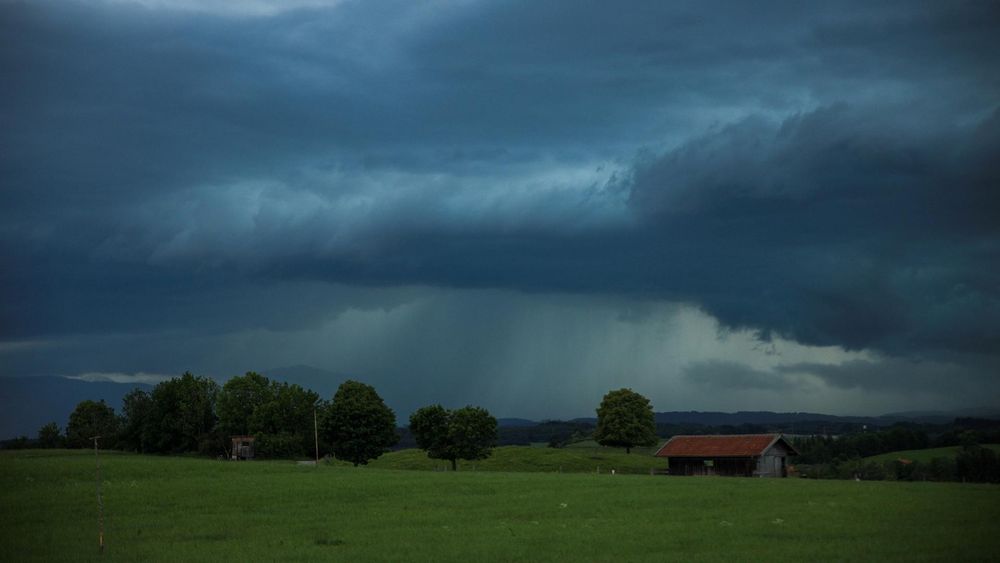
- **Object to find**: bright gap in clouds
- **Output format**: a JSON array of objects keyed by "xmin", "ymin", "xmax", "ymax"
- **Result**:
[{"xmin": 66, "ymin": 372, "xmax": 174, "ymax": 385}]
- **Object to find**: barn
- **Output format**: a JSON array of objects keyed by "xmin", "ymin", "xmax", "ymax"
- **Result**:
[
  {"xmin": 654, "ymin": 434, "xmax": 797, "ymax": 477},
  {"xmin": 230, "ymin": 435, "xmax": 255, "ymax": 460}
]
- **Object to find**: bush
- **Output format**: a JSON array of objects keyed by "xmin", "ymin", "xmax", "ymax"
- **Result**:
[
  {"xmin": 198, "ymin": 430, "xmax": 229, "ymax": 457},
  {"xmin": 927, "ymin": 457, "xmax": 956, "ymax": 481},
  {"xmin": 2, "ymin": 436, "xmax": 30, "ymax": 450},
  {"xmin": 892, "ymin": 460, "xmax": 915, "ymax": 481},
  {"xmin": 956, "ymin": 446, "xmax": 1000, "ymax": 483},
  {"xmin": 836, "ymin": 458, "xmax": 888, "ymax": 481},
  {"xmin": 255, "ymin": 433, "xmax": 307, "ymax": 459},
  {"xmin": 37, "ymin": 422, "xmax": 63, "ymax": 449}
]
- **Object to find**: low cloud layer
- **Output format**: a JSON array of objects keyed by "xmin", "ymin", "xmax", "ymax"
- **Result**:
[
  {"xmin": 67, "ymin": 372, "xmax": 174, "ymax": 385},
  {"xmin": 2, "ymin": 0, "xmax": 999, "ymax": 415}
]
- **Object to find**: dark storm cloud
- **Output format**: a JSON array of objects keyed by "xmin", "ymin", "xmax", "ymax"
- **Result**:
[
  {"xmin": 2, "ymin": 0, "xmax": 999, "ymax": 374},
  {"xmin": 626, "ymin": 104, "xmax": 1000, "ymax": 355}
]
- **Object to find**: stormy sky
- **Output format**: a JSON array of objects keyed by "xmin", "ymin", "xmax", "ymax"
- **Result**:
[{"xmin": 2, "ymin": 0, "xmax": 999, "ymax": 419}]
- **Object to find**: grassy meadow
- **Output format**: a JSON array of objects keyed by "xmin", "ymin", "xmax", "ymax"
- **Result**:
[
  {"xmin": 866, "ymin": 444, "xmax": 1000, "ymax": 464},
  {"xmin": 344, "ymin": 445, "xmax": 665, "ymax": 474},
  {"xmin": 3, "ymin": 449, "xmax": 1000, "ymax": 562}
]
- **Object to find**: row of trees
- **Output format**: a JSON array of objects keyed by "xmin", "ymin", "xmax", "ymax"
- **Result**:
[
  {"xmin": 34, "ymin": 382, "xmax": 659, "ymax": 461},
  {"xmin": 793, "ymin": 427, "xmax": 931, "ymax": 464},
  {"xmin": 797, "ymin": 444, "xmax": 1000, "ymax": 483},
  {"xmin": 43, "ymin": 371, "xmax": 505, "ymax": 469},
  {"xmin": 792, "ymin": 423, "xmax": 1000, "ymax": 483}
]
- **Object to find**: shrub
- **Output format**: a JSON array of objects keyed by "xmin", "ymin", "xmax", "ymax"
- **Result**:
[
  {"xmin": 956, "ymin": 446, "xmax": 1000, "ymax": 483},
  {"xmin": 255, "ymin": 433, "xmax": 307, "ymax": 459},
  {"xmin": 927, "ymin": 457, "xmax": 956, "ymax": 481}
]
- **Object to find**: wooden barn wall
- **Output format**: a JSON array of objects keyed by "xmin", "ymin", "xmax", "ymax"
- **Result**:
[
  {"xmin": 757, "ymin": 442, "xmax": 793, "ymax": 477},
  {"xmin": 667, "ymin": 457, "xmax": 755, "ymax": 477}
]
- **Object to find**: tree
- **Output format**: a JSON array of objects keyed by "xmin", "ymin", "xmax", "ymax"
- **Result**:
[
  {"xmin": 148, "ymin": 372, "xmax": 219, "ymax": 454},
  {"xmin": 593, "ymin": 388, "xmax": 657, "ymax": 454},
  {"xmin": 37, "ymin": 422, "xmax": 63, "ymax": 448},
  {"xmin": 217, "ymin": 372, "xmax": 272, "ymax": 437},
  {"xmin": 321, "ymin": 380, "xmax": 398, "ymax": 466},
  {"xmin": 252, "ymin": 381, "xmax": 321, "ymax": 459},
  {"xmin": 216, "ymin": 372, "xmax": 322, "ymax": 459},
  {"xmin": 120, "ymin": 388, "xmax": 153, "ymax": 453},
  {"xmin": 956, "ymin": 445, "xmax": 1000, "ymax": 483},
  {"xmin": 66, "ymin": 400, "xmax": 119, "ymax": 448},
  {"xmin": 409, "ymin": 405, "xmax": 498, "ymax": 471},
  {"xmin": 408, "ymin": 404, "xmax": 451, "ymax": 463}
]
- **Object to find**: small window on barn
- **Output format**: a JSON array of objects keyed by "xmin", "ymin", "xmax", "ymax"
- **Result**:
[{"xmin": 704, "ymin": 460, "xmax": 714, "ymax": 467}]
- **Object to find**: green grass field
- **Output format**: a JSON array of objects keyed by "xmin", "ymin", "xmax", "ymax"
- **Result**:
[
  {"xmin": 866, "ymin": 444, "xmax": 1000, "ymax": 464},
  {"xmin": 350, "ymin": 445, "xmax": 665, "ymax": 474},
  {"xmin": 2, "ymin": 449, "xmax": 1000, "ymax": 562}
]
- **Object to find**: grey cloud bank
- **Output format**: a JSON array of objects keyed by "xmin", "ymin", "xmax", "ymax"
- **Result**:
[{"xmin": 1, "ymin": 0, "xmax": 999, "ymax": 417}]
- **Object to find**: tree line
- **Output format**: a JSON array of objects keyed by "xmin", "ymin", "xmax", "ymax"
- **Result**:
[
  {"xmin": 24, "ymin": 375, "xmax": 999, "ymax": 483},
  {"xmin": 23, "ymin": 378, "xmax": 661, "ymax": 466},
  {"xmin": 794, "ymin": 445, "xmax": 1000, "ymax": 484},
  {"xmin": 31, "ymin": 371, "xmax": 504, "ymax": 469},
  {"xmin": 793, "ymin": 424, "xmax": 1000, "ymax": 483}
]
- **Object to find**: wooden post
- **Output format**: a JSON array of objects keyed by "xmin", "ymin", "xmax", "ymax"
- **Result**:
[
  {"xmin": 91, "ymin": 436, "xmax": 104, "ymax": 554},
  {"xmin": 313, "ymin": 408, "xmax": 320, "ymax": 465}
]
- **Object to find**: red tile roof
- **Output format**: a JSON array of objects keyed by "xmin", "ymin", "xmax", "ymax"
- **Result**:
[{"xmin": 654, "ymin": 434, "xmax": 796, "ymax": 458}]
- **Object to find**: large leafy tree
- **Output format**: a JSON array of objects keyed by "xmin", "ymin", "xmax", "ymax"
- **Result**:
[
  {"xmin": 408, "ymin": 404, "xmax": 451, "ymax": 462},
  {"xmin": 322, "ymin": 380, "xmax": 398, "ymax": 466},
  {"xmin": 66, "ymin": 400, "xmax": 119, "ymax": 448},
  {"xmin": 253, "ymin": 381, "xmax": 321, "ymax": 458},
  {"xmin": 593, "ymin": 388, "xmax": 657, "ymax": 454},
  {"xmin": 409, "ymin": 405, "xmax": 498, "ymax": 471},
  {"xmin": 120, "ymin": 388, "xmax": 153, "ymax": 453},
  {"xmin": 217, "ymin": 372, "xmax": 272, "ymax": 436},
  {"xmin": 148, "ymin": 372, "xmax": 220, "ymax": 454}
]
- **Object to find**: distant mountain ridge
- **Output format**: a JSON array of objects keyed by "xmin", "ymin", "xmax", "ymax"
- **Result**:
[
  {"xmin": 549, "ymin": 409, "xmax": 1000, "ymax": 428},
  {"xmin": 496, "ymin": 418, "xmax": 537, "ymax": 427}
]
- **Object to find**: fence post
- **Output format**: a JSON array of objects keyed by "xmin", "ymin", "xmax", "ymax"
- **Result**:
[{"xmin": 91, "ymin": 436, "xmax": 104, "ymax": 554}]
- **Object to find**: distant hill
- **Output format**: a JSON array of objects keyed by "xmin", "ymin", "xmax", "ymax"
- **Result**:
[
  {"xmin": 878, "ymin": 408, "xmax": 1000, "ymax": 424},
  {"xmin": 649, "ymin": 410, "xmax": 1000, "ymax": 427},
  {"xmin": 0, "ymin": 376, "xmax": 152, "ymax": 439},
  {"xmin": 563, "ymin": 409, "xmax": 1000, "ymax": 439},
  {"xmin": 865, "ymin": 444, "xmax": 1000, "ymax": 464},
  {"xmin": 497, "ymin": 418, "xmax": 537, "ymax": 427},
  {"xmin": 653, "ymin": 411, "xmax": 881, "ymax": 426}
]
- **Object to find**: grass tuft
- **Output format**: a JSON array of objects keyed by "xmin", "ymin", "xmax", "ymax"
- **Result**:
[{"xmin": 314, "ymin": 538, "xmax": 345, "ymax": 546}]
